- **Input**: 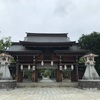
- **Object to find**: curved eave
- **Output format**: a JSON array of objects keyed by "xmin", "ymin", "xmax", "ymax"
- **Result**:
[
  {"xmin": 54, "ymin": 51, "xmax": 88, "ymax": 56},
  {"xmin": 20, "ymin": 41, "xmax": 76, "ymax": 47},
  {"xmin": 5, "ymin": 50, "xmax": 41, "ymax": 56},
  {"xmin": 12, "ymin": 42, "xmax": 20, "ymax": 45}
]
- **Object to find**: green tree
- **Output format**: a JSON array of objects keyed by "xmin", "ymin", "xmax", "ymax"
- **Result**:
[
  {"xmin": 78, "ymin": 31, "xmax": 100, "ymax": 74},
  {"xmin": 0, "ymin": 36, "xmax": 11, "ymax": 50},
  {"xmin": 0, "ymin": 36, "xmax": 16, "ymax": 63},
  {"xmin": 78, "ymin": 32, "xmax": 100, "ymax": 54},
  {"xmin": 78, "ymin": 57, "xmax": 86, "ymax": 63}
]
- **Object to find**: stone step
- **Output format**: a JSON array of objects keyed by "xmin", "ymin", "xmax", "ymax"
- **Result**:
[{"xmin": 17, "ymin": 82, "xmax": 78, "ymax": 88}]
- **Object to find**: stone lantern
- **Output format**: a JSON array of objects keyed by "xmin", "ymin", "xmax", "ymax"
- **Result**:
[
  {"xmin": 0, "ymin": 53, "xmax": 13, "ymax": 80},
  {"xmin": 82, "ymin": 53, "xmax": 99, "ymax": 80}
]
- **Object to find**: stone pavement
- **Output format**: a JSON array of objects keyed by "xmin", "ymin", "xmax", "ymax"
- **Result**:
[
  {"xmin": 0, "ymin": 87, "xmax": 100, "ymax": 100},
  {"xmin": 40, "ymin": 77, "xmax": 55, "ymax": 82}
]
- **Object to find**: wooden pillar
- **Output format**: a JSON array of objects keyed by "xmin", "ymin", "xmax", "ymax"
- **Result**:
[
  {"xmin": 56, "ymin": 66, "xmax": 62, "ymax": 82},
  {"xmin": 16, "ymin": 56, "xmax": 20, "ymax": 82},
  {"xmin": 16, "ymin": 63, "xmax": 19, "ymax": 81},
  {"xmin": 75, "ymin": 65, "xmax": 79, "ymax": 81},
  {"xmin": 71, "ymin": 56, "xmax": 79, "ymax": 82},
  {"xmin": 32, "ymin": 69, "xmax": 38, "ymax": 82},
  {"xmin": 56, "ymin": 55, "xmax": 62, "ymax": 82},
  {"xmin": 17, "ymin": 67, "xmax": 23, "ymax": 82},
  {"xmin": 71, "ymin": 67, "xmax": 77, "ymax": 82},
  {"xmin": 16, "ymin": 56, "xmax": 23, "ymax": 82},
  {"xmin": 19, "ymin": 69, "xmax": 23, "ymax": 82},
  {"xmin": 76, "ymin": 56, "xmax": 79, "ymax": 81},
  {"xmin": 32, "ymin": 56, "xmax": 38, "ymax": 82}
]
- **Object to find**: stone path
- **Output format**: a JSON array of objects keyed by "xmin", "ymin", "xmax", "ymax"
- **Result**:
[
  {"xmin": 40, "ymin": 77, "xmax": 55, "ymax": 82},
  {"xmin": 0, "ymin": 87, "xmax": 100, "ymax": 100}
]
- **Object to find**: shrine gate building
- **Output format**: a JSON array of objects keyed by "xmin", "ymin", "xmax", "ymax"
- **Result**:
[{"xmin": 6, "ymin": 33, "xmax": 88, "ymax": 82}]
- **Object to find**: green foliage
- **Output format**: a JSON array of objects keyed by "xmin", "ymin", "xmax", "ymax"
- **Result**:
[
  {"xmin": 0, "ymin": 36, "xmax": 11, "ymax": 50},
  {"xmin": 78, "ymin": 31, "xmax": 100, "ymax": 74},
  {"xmin": 44, "ymin": 69, "xmax": 50, "ymax": 77},
  {"xmin": 38, "ymin": 69, "xmax": 51, "ymax": 77},
  {"xmin": 50, "ymin": 69, "xmax": 56, "ymax": 78},
  {"xmin": 78, "ymin": 32, "xmax": 100, "ymax": 54},
  {"xmin": 10, "ymin": 57, "xmax": 16, "ymax": 63},
  {"xmin": 78, "ymin": 57, "xmax": 86, "ymax": 63},
  {"xmin": 0, "ymin": 39, "xmax": 3, "ymax": 50},
  {"xmin": 24, "ymin": 71, "xmax": 32, "ymax": 79},
  {"xmin": 0, "ymin": 36, "xmax": 14, "ymax": 63}
]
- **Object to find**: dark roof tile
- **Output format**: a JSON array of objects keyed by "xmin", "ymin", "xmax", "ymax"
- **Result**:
[{"xmin": 24, "ymin": 33, "xmax": 70, "ymax": 42}]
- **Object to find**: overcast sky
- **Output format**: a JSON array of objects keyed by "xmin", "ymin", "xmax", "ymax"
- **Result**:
[{"xmin": 0, "ymin": 0, "xmax": 100, "ymax": 42}]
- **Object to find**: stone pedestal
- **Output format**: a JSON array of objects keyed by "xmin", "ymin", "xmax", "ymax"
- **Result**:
[
  {"xmin": 78, "ymin": 80, "xmax": 100, "ymax": 89},
  {"xmin": 0, "ymin": 80, "xmax": 16, "ymax": 89}
]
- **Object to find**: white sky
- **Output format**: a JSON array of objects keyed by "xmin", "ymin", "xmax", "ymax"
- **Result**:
[{"xmin": 0, "ymin": 0, "xmax": 100, "ymax": 42}]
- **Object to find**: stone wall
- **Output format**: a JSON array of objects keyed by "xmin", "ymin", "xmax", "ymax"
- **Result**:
[
  {"xmin": 78, "ymin": 80, "xmax": 100, "ymax": 89},
  {"xmin": 0, "ymin": 80, "xmax": 16, "ymax": 89}
]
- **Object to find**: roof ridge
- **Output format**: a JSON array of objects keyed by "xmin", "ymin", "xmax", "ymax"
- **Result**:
[{"xmin": 26, "ymin": 32, "xmax": 68, "ymax": 37}]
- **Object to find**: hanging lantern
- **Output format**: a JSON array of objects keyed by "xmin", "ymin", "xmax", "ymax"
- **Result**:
[
  {"xmin": 20, "ymin": 65, "xmax": 23, "ymax": 70},
  {"xmin": 32, "ymin": 66, "xmax": 35, "ymax": 70},
  {"xmin": 28, "ymin": 65, "xmax": 31, "ymax": 70},
  {"xmin": 59, "ymin": 66, "xmax": 62, "ymax": 70},
  {"xmin": 51, "ymin": 61, "xmax": 53, "ymax": 66},
  {"xmin": 71, "ymin": 65, "xmax": 74, "ymax": 70},
  {"xmin": 33, "ymin": 56, "xmax": 35, "ymax": 61},
  {"xmin": 41, "ymin": 60, "xmax": 44, "ymax": 66},
  {"xmin": 64, "ymin": 65, "xmax": 67, "ymax": 70},
  {"xmin": 59, "ymin": 56, "xmax": 62, "ymax": 62}
]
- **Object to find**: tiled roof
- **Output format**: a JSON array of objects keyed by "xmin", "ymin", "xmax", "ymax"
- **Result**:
[
  {"xmin": 6, "ymin": 43, "xmax": 41, "ymax": 53},
  {"xmin": 54, "ymin": 46, "xmax": 88, "ymax": 54},
  {"xmin": 24, "ymin": 33, "xmax": 70, "ymax": 42}
]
